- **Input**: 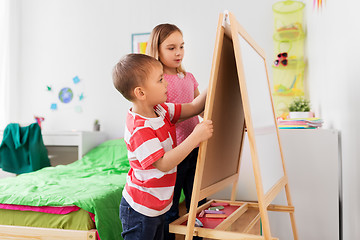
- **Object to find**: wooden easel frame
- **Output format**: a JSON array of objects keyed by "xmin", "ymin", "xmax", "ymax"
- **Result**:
[{"xmin": 169, "ymin": 12, "xmax": 298, "ymax": 240}]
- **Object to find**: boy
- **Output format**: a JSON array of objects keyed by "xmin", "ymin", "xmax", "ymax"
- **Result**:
[{"xmin": 112, "ymin": 54, "xmax": 213, "ymax": 240}]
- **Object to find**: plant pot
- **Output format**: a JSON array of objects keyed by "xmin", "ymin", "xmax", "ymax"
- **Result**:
[
  {"xmin": 289, "ymin": 111, "xmax": 313, "ymax": 119},
  {"xmin": 93, "ymin": 124, "xmax": 100, "ymax": 131}
]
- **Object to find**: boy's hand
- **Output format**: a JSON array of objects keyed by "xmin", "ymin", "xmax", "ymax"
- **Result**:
[
  {"xmin": 153, "ymin": 120, "xmax": 213, "ymax": 172},
  {"xmin": 192, "ymin": 120, "xmax": 213, "ymax": 144}
]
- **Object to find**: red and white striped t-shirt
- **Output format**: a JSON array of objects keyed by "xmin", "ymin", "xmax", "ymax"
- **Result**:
[{"xmin": 123, "ymin": 102, "xmax": 181, "ymax": 217}]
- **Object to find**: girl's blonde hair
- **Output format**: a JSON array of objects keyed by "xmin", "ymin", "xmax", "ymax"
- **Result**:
[{"xmin": 146, "ymin": 23, "xmax": 186, "ymax": 75}]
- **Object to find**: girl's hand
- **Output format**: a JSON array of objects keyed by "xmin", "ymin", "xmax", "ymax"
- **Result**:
[{"xmin": 191, "ymin": 120, "xmax": 213, "ymax": 144}]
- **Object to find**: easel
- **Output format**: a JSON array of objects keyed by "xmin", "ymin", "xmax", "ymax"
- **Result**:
[{"xmin": 169, "ymin": 12, "xmax": 298, "ymax": 240}]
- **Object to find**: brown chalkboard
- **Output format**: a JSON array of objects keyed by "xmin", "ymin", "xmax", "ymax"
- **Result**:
[{"xmin": 200, "ymin": 31, "xmax": 245, "ymax": 191}]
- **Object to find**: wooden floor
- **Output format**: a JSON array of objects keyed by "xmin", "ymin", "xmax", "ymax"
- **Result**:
[{"xmin": 175, "ymin": 201, "xmax": 261, "ymax": 240}]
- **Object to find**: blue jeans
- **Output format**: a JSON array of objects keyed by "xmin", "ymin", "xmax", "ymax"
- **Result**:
[
  {"xmin": 120, "ymin": 197, "xmax": 166, "ymax": 240},
  {"xmin": 165, "ymin": 147, "xmax": 206, "ymax": 240}
]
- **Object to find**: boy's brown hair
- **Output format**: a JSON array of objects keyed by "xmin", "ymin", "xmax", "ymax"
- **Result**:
[{"xmin": 112, "ymin": 54, "xmax": 161, "ymax": 101}]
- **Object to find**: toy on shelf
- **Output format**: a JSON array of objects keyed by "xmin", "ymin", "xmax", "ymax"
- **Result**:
[
  {"xmin": 273, "ymin": 0, "xmax": 305, "ymax": 34},
  {"xmin": 274, "ymin": 52, "xmax": 288, "ymax": 67},
  {"xmin": 272, "ymin": 0, "xmax": 306, "ymax": 117},
  {"xmin": 273, "ymin": 72, "xmax": 304, "ymax": 96},
  {"xmin": 276, "ymin": 22, "xmax": 303, "ymax": 40}
]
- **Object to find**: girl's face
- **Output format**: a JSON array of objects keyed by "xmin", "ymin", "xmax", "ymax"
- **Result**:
[{"xmin": 158, "ymin": 31, "xmax": 184, "ymax": 74}]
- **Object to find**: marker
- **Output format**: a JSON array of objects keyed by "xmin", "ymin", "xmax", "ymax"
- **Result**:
[
  {"xmin": 208, "ymin": 206, "xmax": 224, "ymax": 210},
  {"xmin": 204, "ymin": 210, "xmax": 225, "ymax": 214},
  {"xmin": 210, "ymin": 202, "xmax": 230, "ymax": 207},
  {"xmin": 205, "ymin": 214, "xmax": 227, "ymax": 218}
]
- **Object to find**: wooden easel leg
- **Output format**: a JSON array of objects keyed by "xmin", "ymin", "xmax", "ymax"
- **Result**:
[
  {"xmin": 285, "ymin": 184, "xmax": 299, "ymax": 240},
  {"xmin": 185, "ymin": 147, "xmax": 207, "ymax": 240},
  {"xmin": 185, "ymin": 13, "xmax": 226, "ymax": 240},
  {"xmin": 185, "ymin": 204, "xmax": 196, "ymax": 239},
  {"xmin": 258, "ymin": 205, "xmax": 272, "ymax": 240}
]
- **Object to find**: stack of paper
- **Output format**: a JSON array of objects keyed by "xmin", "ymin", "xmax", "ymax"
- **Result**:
[{"xmin": 278, "ymin": 118, "xmax": 323, "ymax": 129}]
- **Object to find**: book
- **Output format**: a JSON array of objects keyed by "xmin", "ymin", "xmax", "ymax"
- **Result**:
[{"xmin": 278, "ymin": 117, "xmax": 323, "ymax": 129}]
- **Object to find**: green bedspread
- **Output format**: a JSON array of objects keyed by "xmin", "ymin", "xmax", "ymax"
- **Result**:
[{"xmin": 0, "ymin": 138, "xmax": 130, "ymax": 240}]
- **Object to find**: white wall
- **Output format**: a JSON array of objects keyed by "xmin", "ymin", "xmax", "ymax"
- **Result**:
[
  {"xmin": 12, "ymin": 0, "xmax": 275, "ymax": 139},
  {"xmin": 306, "ymin": 1, "xmax": 360, "ymax": 239},
  {"xmin": 9, "ymin": 0, "xmax": 360, "ymax": 239},
  {"xmin": 8, "ymin": 1, "xmax": 20, "ymax": 125}
]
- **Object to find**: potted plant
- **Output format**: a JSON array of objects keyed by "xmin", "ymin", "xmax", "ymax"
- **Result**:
[{"xmin": 288, "ymin": 97, "xmax": 313, "ymax": 118}]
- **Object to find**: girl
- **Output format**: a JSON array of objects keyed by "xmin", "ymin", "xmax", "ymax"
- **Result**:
[{"xmin": 146, "ymin": 24, "xmax": 205, "ymax": 240}]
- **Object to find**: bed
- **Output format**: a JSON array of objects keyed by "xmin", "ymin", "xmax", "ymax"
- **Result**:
[{"xmin": 0, "ymin": 138, "xmax": 130, "ymax": 240}]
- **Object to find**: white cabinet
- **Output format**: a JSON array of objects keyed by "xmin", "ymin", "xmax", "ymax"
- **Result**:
[
  {"xmin": 0, "ymin": 130, "xmax": 107, "ymax": 169},
  {"xmin": 41, "ymin": 131, "xmax": 107, "ymax": 165},
  {"xmin": 210, "ymin": 129, "xmax": 340, "ymax": 240}
]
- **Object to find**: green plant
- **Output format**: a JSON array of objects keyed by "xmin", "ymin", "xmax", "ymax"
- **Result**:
[{"xmin": 288, "ymin": 97, "xmax": 310, "ymax": 112}]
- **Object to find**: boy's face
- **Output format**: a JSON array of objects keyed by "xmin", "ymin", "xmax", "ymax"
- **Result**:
[
  {"xmin": 159, "ymin": 31, "xmax": 184, "ymax": 71},
  {"xmin": 143, "ymin": 64, "xmax": 168, "ymax": 106}
]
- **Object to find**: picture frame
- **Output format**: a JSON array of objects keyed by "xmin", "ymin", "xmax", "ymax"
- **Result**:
[{"xmin": 131, "ymin": 33, "xmax": 151, "ymax": 54}]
